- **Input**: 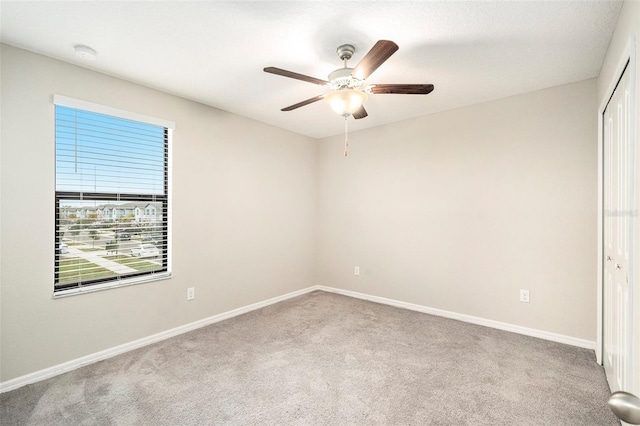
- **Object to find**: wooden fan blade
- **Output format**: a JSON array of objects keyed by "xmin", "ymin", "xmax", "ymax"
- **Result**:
[
  {"xmin": 281, "ymin": 95, "xmax": 325, "ymax": 111},
  {"xmin": 369, "ymin": 84, "xmax": 434, "ymax": 95},
  {"xmin": 352, "ymin": 105, "xmax": 368, "ymax": 119},
  {"xmin": 264, "ymin": 67, "xmax": 328, "ymax": 86},
  {"xmin": 351, "ymin": 40, "xmax": 399, "ymax": 80}
]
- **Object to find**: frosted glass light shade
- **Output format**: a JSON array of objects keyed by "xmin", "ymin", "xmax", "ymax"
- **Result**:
[{"xmin": 325, "ymin": 89, "xmax": 367, "ymax": 115}]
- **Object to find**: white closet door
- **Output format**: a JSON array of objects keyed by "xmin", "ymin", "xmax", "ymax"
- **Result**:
[{"xmin": 603, "ymin": 62, "xmax": 634, "ymax": 394}]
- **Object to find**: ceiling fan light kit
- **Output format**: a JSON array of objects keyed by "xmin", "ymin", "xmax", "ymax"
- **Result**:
[
  {"xmin": 325, "ymin": 89, "xmax": 368, "ymax": 116},
  {"xmin": 264, "ymin": 40, "xmax": 434, "ymax": 156}
]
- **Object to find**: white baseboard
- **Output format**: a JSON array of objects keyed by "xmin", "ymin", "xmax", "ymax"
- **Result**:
[
  {"xmin": 0, "ymin": 286, "xmax": 317, "ymax": 393},
  {"xmin": 0, "ymin": 284, "xmax": 595, "ymax": 393},
  {"xmin": 316, "ymin": 285, "xmax": 596, "ymax": 350}
]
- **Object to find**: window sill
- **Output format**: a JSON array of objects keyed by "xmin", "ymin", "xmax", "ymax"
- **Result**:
[{"xmin": 53, "ymin": 272, "xmax": 172, "ymax": 299}]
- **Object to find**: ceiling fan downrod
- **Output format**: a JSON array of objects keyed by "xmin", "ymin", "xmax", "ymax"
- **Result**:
[{"xmin": 329, "ymin": 44, "xmax": 363, "ymax": 90}]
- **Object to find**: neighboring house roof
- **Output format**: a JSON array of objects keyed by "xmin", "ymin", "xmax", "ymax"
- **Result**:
[{"xmin": 59, "ymin": 202, "xmax": 162, "ymax": 216}]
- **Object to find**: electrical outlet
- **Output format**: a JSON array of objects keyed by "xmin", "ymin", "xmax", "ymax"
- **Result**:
[
  {"xmin": 519, "ymin": 289, "xmax": 530, "ymax": 303},
  {"xmin": 187, "ymin": 287, "xmax": 195, "ymax": 301},
  {"xmin": 354, "ymin": 266, "xmax": 360, "ymax": 276}
]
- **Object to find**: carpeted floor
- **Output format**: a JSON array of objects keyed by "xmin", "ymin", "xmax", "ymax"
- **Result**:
[{"xmin": 1, "ymin": 290, "xmax": 619, "ymax": 425}]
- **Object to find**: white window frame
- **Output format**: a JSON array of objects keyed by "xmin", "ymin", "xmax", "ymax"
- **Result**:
[{"xmin": 53, "ymin": 95, "xmax": 174, "ymax": 298}]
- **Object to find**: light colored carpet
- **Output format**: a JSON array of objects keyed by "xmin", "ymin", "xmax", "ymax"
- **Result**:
[{"xmin": 1, "ymin": 290, "xmax": 619, "ymax": 425}]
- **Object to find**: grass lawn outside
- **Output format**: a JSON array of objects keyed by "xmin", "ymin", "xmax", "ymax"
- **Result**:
[
  {"xmin": 58, "ymin": 257, "xmax": 114, "ymax": 285},
  {"xmin": 78, "ymin": 247, "xmax": 103, "ymax": 252},
  {"xmin": 103, "ymin": 255, "xmax": 162, "ymax": 273}
]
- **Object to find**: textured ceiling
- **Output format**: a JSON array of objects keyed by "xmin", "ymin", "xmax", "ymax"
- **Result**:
[{"xmin": 0, "ymin": 1, "xmax": 623, "ymax": 139}]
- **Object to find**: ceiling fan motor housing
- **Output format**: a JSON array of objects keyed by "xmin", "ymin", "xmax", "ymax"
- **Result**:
[{"xmin": 328, "ymin": 67, "xmax": 364, "ymax": 90}]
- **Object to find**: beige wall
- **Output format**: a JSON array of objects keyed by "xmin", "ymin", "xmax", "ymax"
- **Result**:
[
  {"xmin": 596, "ymin": 0, "xmax": 640, "ymax": 393},
  {"xmin": 0, "ymin": 44, "xmax": 317, "ymax": 382},
  {"xmin": 317, "ymin": 79, "xmax": 598, "ymax": 341}
]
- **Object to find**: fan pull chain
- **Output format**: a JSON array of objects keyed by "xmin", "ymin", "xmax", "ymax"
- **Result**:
[{"xmin": 344, "ymin": 115, "xmax": 349, "ymax": 157}]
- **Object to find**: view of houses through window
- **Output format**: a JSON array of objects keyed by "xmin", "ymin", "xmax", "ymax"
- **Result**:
[{"xmin": 57, "ymin": 200, "xmax": 166, "ymax": 286}]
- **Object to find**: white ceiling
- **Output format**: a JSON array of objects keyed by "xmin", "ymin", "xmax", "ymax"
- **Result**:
[{"xmin": 0, "ymin": 1, "xmax": 623, "ymax": 139}]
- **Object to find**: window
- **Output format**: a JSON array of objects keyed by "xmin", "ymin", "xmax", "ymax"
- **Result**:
[{"xmin": 54, "ymin": 95, "xmax": 174, "ymax": 295}]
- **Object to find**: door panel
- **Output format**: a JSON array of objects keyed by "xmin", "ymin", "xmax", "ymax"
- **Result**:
[{"xmin": 603, "ymin": 62, "xmax": 633, "ymax": 393}]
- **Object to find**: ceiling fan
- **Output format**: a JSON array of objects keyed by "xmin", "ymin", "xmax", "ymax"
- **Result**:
[{"xmin": 263, "ymin": 40, "xmax": 435, "ymax": 120}]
